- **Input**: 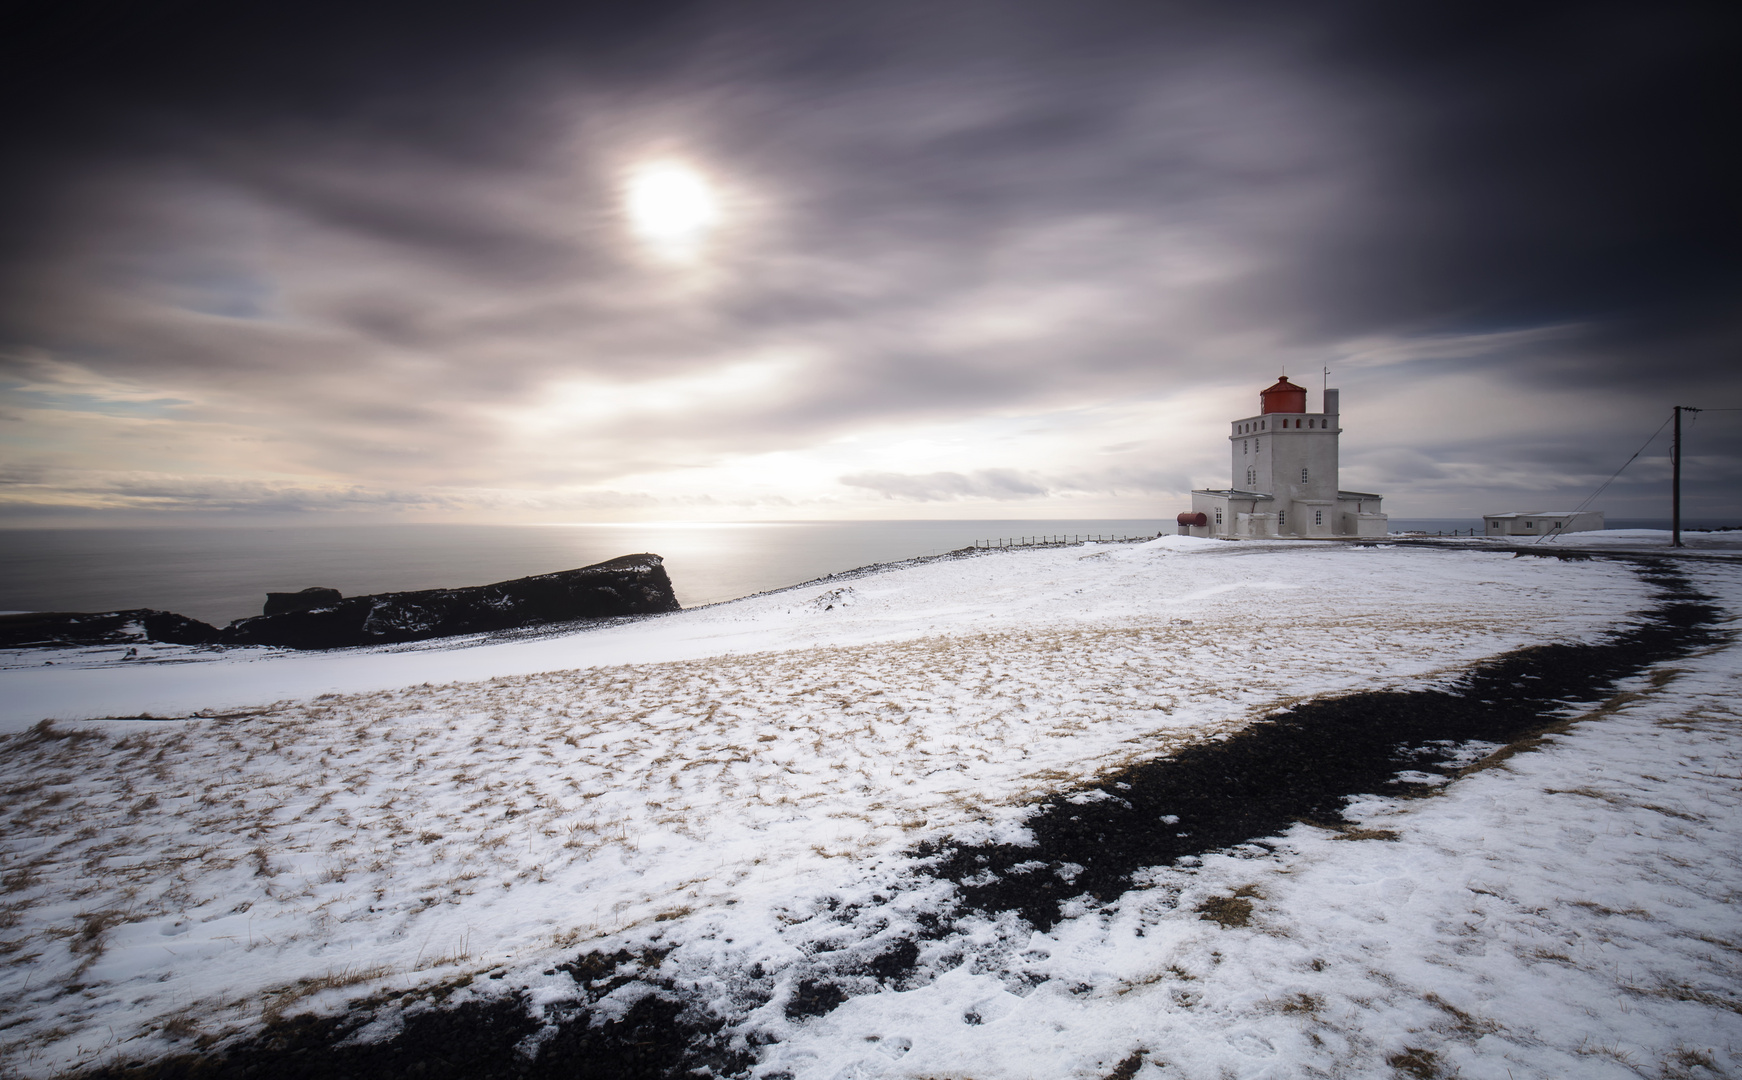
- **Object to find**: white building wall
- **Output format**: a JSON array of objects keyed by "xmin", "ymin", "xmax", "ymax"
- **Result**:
[
  {"xmin": 1337, "ymin": 490, "xmax": 1384, "ymax": 536},
  {"xmin": 1483, "ymin": 511, "xmax": 1605, "ymax": 537},
  {"xmin": 1190, "ymin": 492, "xmax": 1266, "ymax": 538}
]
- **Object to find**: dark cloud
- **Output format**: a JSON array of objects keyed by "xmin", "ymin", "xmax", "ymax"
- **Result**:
[{"xmin": 1, "ymin": 0, "xmax": 1737, "ymax": 520}]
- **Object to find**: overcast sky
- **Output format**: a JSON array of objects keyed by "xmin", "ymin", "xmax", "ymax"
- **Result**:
[{"xmin": 1, "ymin": 0, "xmax": 1737, "ymax": 524}]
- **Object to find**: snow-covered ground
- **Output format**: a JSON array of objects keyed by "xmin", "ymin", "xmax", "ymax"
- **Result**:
[
  {"xmin": 1432, "ymin": 527, "xmax": 1742, "ymax": 557},
  {"xmin": 1, "ymin": 538, "xmax": 1737, "ymax": 1078}
]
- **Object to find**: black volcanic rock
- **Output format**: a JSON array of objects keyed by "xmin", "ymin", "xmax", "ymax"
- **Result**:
[
  {"xmin": 220, "ymin": 553, "xmax": 679, "ymax": 650},
  {"xmin": 263, "ymin": 586, "xmax": 343, "ymax": 616},
  {"xmin": 0, "ymin": 609, "xmax": 220, "ymax": 649}
]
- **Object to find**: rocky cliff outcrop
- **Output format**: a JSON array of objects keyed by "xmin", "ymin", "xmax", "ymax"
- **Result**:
[
  {"xmin": 263, "ymin": 587, "xmax": 344, "ymax": 616},
  {"xmin": 2, "ymin": 555, "xmax": 679, "ymax": 652},
  {"xmin": 220, "ymin": 553, "xmax": 679, "ymax": 649},
  {"xmin": 0, "ymin": 609, "xmax": 221, "ymax": 649}
]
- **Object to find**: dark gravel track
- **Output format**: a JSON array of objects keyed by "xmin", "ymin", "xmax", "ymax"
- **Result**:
[
  {"xmin": 75, "ymin": 554, "xmax": 1724, "ymax": 1080},
  {"xmin": 924, "ymin": 557, "xmax": 1721, "ymax": 930}
]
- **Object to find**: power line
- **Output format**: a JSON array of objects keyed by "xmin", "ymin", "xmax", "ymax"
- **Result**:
[
  {"xmin": 1537, "ymin": 404, "xmax": 1741, "ymax": 545},
  {"xmin": 1537, "ymin": 412, "xmax": 1674, "ymax": 543}
]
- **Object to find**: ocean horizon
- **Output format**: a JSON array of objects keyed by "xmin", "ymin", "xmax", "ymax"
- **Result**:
[{"xmin": 1, "ymin": 517, "xmax": 1733, "ymax": 627}]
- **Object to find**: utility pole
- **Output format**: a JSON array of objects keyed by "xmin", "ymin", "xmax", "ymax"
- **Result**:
[{"xmin": 1672, "ymin": 405, "xmax": 1701, "ymax": 548}]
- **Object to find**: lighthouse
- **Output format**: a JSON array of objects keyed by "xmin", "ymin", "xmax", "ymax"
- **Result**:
[{"xmin": 1180, "ymin": 376, "xmax": 1388, "ymax": 538}]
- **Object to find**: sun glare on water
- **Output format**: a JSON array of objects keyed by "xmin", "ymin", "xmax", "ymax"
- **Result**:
[{"xmin": 625, "ymin": 161, "xmax": 720, "ymax": 260}]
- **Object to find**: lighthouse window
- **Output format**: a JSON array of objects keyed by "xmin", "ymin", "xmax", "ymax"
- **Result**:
[
  {"xmin": 1243, "ymin": 439, "xmax": 1248, "ymax": 454},
  {"xmin": 1301, "ymin": 467, "xmax": 1309, "ymax": 483},
  {"xmin": 1315, "ymin": 509, "xmax": 1323, "ymax": 525},
  {"xmin": 1278, "ymin": 510, "xmax": 1286, "ymax": 526}
]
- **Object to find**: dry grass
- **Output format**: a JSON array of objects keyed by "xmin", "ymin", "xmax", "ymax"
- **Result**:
[
  {"xmin": 1196, "ymin": 886, "xmax": 1263, "ymax": 929},
  {"xmin": 260, "ymin": 964, "xmax": 393, "ymax": 1026},
  {"xmin": 1387, "ymin": 1046, "xmax": 1440, "ymax": 1078}
]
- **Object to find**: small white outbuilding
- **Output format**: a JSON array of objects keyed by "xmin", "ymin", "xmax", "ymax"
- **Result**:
[{"xmin": 1483, "ymin": 510, "xmax": 1605, "ymax": 537}]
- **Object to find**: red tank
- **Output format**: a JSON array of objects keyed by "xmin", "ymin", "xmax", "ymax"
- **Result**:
[
  {"xmin": 1260, "ymin": 375, "xmax": 1307, "ymax": 414},
  {"xmin": 1177, "ymin": 511, "xmax": 1207, "ymax": 526}
]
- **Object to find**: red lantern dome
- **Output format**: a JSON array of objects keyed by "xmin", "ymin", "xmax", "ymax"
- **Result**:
[{"xmin": 1259, "ymin": 375, "xmax": 1307, "ymax": 415}]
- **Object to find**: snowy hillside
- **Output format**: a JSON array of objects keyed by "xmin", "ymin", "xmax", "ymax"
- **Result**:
[{"xmin": 1, "ymin": 538, "xmax": 1738, "ymax": 1078}]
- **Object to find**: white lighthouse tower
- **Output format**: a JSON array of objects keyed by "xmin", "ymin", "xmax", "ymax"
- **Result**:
[{"xmin": 1181, "ymin": 375, "xmax": 1387, "ymax": 538}]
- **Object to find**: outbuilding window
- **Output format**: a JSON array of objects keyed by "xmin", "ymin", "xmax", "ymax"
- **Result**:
[{"xmin": 1215, "ymin": 509, "xmax": 1223, "ymax": 524}]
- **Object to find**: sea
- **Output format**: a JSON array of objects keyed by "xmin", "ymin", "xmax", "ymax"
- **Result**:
[{"xmin": 0, "ymin": 518, "xmax": 1731, "ymax": 628}]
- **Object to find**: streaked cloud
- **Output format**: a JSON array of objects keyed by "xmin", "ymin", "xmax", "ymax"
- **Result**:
[{"xmin": 0, "ymin": 1, "xmax": 1735, "ymax": 522}]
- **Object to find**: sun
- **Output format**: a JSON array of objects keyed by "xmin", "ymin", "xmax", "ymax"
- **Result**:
[{"xmin": 625, "ymin": 161, "xmax": 720, "ymax": 259}]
